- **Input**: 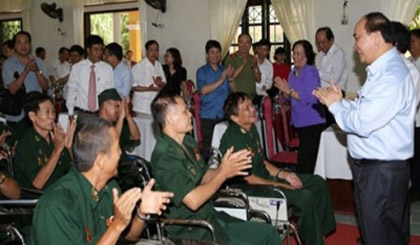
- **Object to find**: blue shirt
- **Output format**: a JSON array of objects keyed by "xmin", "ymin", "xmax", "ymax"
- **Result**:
[
  {"xmin": 2, "ymin": 54, "xmax": 48, "ymax": 122},
  {"xmin": 329, "ymin": 48, "xmax": 416, "ymax": 160},
  {"xmin": 288, "ymin": 65, "xmax": 325, "ymax": 128},
  {"xmin": 113, "ymin": 61, "xmax": 133, "ymax": 99},
  {"xmin": 196, "ymin": 63, "xmax": 230, "ymax": 120}
]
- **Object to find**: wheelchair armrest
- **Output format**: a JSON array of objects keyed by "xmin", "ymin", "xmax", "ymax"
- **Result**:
[
  {"xmin": 214, "ymin": 188, "xmax": 249, "ymax": 210},
  {"xmin": 160, "ymin": 218, "xmax": 216, "ymax": 244},
  {"xmin": 248, "ymin": 209, "xmax": 272, "ymax": 224}
]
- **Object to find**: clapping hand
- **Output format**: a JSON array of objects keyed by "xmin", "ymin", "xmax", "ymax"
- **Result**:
[
  {"xmin": 274, "ymin": 76, "xmax": 290, "ymax": 93},
  {"xmin": 219, "ymin": 147, "xmax": 252, "ymax": 179},
  {"xmin": 313, "ymin": 80, "xmax": 342, "ymax": 107},
  {"xmin": 112, "ymin": 188, "xmax": 142, "ymax": 231},
  {"xmin": 138, "ymin": 179, "xmax": 173, "ymax": 216},
  {"xmin": 51, "ymin": 124, "xmax": 66, "ymax": 151},
  {"xmin": 153, "ymin": 76, "xmax": 165, "ymax": 88}
]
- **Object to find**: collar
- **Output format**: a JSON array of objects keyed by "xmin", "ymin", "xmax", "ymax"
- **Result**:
[
  {"xmin": 321, "ymin": 43, "xmax": 338, "ymax": 56},
  {"xmin": 32, "ymin": 127, "xmax": 52, "ymax": 144},
  {"xmin": 205, "ymin": 63, "xmax": 223, "ymax": 72},
  {"xmin": 146, "ymin": 57, "xmax": 160, "ymax": 68},
  {"xmin": 72, "ymin": 168, "xmax": 112, "ymax": 208},
  {"xmin": 366, "ymin": 47, "xmax": 398, "ymax": 77},
  {"xmin": 231, "ymin": 122, "xmax": 253, "ymax": 135}
]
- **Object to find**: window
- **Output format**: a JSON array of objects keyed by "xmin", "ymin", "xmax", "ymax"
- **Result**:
[
  {"xmin": 230, "ymin": 0, "xmax": 291, "ymax": 64},
  {"xmin": 85, "ymin": 9, "xmax": 141, "ymax": 61},
  {"xmin": 1, "ymin": 18, "xmax": 22, "ymax": 46}
]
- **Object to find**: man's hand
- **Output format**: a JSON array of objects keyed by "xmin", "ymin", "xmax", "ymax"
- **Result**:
[
  {"xmin": 279, "ymin": 171, "xmax": 302, "ymax": 189},
  {"xmin": 51, "ymin": 124, "xmax": 65, "ymax": 152},
  {"xmin": 313, "ymin": 81, "xmax": 342, "ymax": 107},
  {"xmin": 139, "ymin": 179, "xmax": 173, "ymax": 215},
  {"xmin": 112, "ymin": 188, "xmax": 142, "ymax": 231},
  {"xmin": 226, "ymin": 65, "xmax": 234, "ymax": 80},
  {"xmin": 28, "ymin": 58, "xmax": 40, "ymax": 73},
  {"xmin": 118, "ymin": 99, "xmax": 126, "ymax": 121},
  {"xmin": 153, "ymin": 76, "xmax": 165, "ymax": 88},
  {"xmin": 252, "ymin": 55, "xmax": 258, "ymax": 69},
  {"xmin": 122, "ymin": 98, "xmax": 131, "ymax": 119},
  {"xmin": 0, "ymin": 130, "xmax": 11, "ymax": 145},
  {"xmin": 218, "ymin": 147, "xmax": 252, "ymax": 179},
  {"xmin": 274, "ymin": 76, "xmax": 290, "ymax": 93},
  {"xmin": 64, "ymin": 120, "xmax": 77, "ymax": 150}
]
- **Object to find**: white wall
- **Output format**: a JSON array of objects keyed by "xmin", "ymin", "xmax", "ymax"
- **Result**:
[
  {"xmin": 145, "ymin": 0, "xmax": 210, "ymax": 82},
  {"xmin": 4, "ymin": 0, "xmax": 397, "ymax": 92}
]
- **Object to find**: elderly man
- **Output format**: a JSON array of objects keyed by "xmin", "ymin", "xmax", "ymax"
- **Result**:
[
  {"xmin": 66, "ymin": 35, "xmax": 114, "ymax": 117},
  {"xmin": 30, "ymin": 116, "xmax": 173, "ymax": 244},
  {"xmin": 104, "ymin": 43, "xmax": 133, "ymax": 99},
  {"xmin": 2, "ymin": 31, "xmax": 49, "ymax": 125},
  {"xmin": 150, "ymin": 90, "xmax": 282, "ymax": 244},
  {"xmin": 132, "ymin": 40, "xmax": 166, "ymax": 115},
  {"xmin": 224, "ymin": 33, "xmax": 261, "ymax": 101},
  {"xmin": 14, "ymin": 92, "xmax": 75, "ymax": 190},
  {"xmin": 98, "ymin": 88, "xmax": 140, "ymax": 164},
  {"xmin": 314, "ymin": 12, "xmax": 416, "ymax": 245},
  {"xmin": 220, "ymin": 92, "xmax": 335, "ymax": 245}
]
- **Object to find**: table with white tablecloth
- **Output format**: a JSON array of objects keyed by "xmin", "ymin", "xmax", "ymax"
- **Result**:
[
  {"xmin": 314, "ymin": 127, "xmax": 353, "ymax": 180},
  {"xmin": 127, "ymin": 113, "xmax": 160, "ymax": 161}
]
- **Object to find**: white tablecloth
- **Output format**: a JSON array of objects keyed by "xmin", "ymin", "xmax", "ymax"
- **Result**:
[
  {"xmin": 314, "ymin": 127, "xmax": 353, "ymax": 180},
  {"xmin": 128, "ymin": 113, "xmax": 160, "ymax": 161}
]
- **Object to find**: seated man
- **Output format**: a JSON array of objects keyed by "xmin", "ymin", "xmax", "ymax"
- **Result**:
[
  {"xmin": 14, "ymin": 92, "xmax": 76, "ymax": 190},
  {"xmin": 30, "ymin": 116, "xmax": 173, "ymax": 244},
  {"xmin": 98, "ymin": 88, "xmax": 141, "ymax": 164},
  {"xmin": 219, "ymin": 92, "xmax": 336, "ymax": 245},
  {"xmin": 150, "ymin": 90, "xmax": 282, "ymax": 244}
]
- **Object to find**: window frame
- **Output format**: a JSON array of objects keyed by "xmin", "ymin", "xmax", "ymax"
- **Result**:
[{"xmin": 0, "ymin": 17, "xmax": 23, "ymax": 47}]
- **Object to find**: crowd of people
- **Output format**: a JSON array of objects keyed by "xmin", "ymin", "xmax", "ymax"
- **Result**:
[{"xmin": 0, "ymin": 10, "xmax": 418, "ymax": 245}]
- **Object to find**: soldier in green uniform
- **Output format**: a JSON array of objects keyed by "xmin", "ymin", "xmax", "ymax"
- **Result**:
[
  {"xmin": 224, "ymin": 33, "xmax": 261, "ymax": 101},
  {"xmin": 30, "ymin": 116, "xmax": 173, "ymax": 244},
  {"xmin": 150, "ymin": 90, "xmax": 283, "ymax": 244},
  {"xmin": 220, "ymin": 92, "xmax": 336, "ymax": 245},
  {"xmin": 98, "ymin": 88, "xmax": 140, "ymax": 164},
  {"xmin": 14, "ymin": 92, "xmax": 76, "ymax": 190}
]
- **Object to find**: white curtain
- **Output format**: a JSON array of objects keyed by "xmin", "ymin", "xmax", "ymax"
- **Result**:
[
  {"xmin": 271, "ymin": 0, "xmax": 316, "ymax": 46},
  {"xmin": 380, "ymin": 0, "xmax": 420, "ymax": 24},
  {"xmin": 209, "ymin": 0, "xmax": 247, "ymax": 57},
  {"xmin": 139, "ymin": 0, "xmax": 148, "ymax": 58},
  {"xmin": 73, "ymin": 5, "xmax": 85, "ymax": 46}
]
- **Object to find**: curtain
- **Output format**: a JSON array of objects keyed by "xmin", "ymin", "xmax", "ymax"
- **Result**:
[
  {"xmin": 209, "ymin": 0, "xmax": 247, "ymax": 57},
  {"xmin": 271, "ymin": 0, "xmax": 316, "ymax": 46},
  {"xmin": 380, "ymin": 0, "xmax": 420, "ymax": 24},
  {"xmin": 73, "ymin": 5, "xmax": 84, "ymax": 46},
  {"xmin": 139, "ymin": 0, "xmax": 148, "ymax": 58}
]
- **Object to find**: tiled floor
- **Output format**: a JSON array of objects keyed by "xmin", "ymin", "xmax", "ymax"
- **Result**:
[{"xmin": 335, "ymin": 201, "xmax": 420, "ymax": 235}]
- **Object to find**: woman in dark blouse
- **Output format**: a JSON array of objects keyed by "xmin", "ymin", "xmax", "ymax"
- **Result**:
[{"xmin": 163, "ymin": 48, "xmax": 187, "ymax": 98}]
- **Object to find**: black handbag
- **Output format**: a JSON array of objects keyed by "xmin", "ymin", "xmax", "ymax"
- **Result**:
[{"xmin": 0, "ymin": 72, "xmax": 26, "ymax": 116}]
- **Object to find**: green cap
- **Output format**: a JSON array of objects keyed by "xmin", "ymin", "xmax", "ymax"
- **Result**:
[{"xmin": 98, "ymin": 88, "xmax": 121, "ymax": 106}]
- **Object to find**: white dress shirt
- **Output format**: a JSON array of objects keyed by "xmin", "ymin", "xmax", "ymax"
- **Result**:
[
  {"xmin": 65, "ymin": 59, "xmax": 114, "ymax": 115},
  {"xmin": 49, "ymin": 59, "xmax": 70, "ymax": 81},
  {"xmin": 256, "ymin": 58, "xmax": 273, "ymax": 96},
  {"xmin": 410, "ymin": 56, "xmax": 420, "ymax": 127},
  {"xmin": 329, "ymin": 48, "xmax": 415, "ymax": 160},
  {"xmin": 315, "ymin": 43, "xmax": 349, "ymax": 90},
  {"xmin": 132, "ymin": 58, "xmax": 166, "ymax": 114}
]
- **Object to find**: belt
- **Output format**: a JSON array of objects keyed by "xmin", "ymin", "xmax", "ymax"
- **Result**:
[{"xmin": 353, "ymin": 159, "xmax": 407, "ymax": 165}]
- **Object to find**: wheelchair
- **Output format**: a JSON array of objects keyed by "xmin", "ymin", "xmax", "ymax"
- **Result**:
[{"xmin": 118, "ymin": 155, "xmax": 276, "ymax": 245}]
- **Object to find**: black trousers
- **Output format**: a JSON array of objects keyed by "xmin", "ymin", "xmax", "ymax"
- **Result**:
[
  {"xmin": 352, "ymin": 159, "xmax": 409, "ymax": 245},
  {"xmin": 295, "ymin": 123, "xmax": 325, "ymax": 174},
  {"xmin": 200, "ymin": 119, "xmax": 223, "ymax": 161}
]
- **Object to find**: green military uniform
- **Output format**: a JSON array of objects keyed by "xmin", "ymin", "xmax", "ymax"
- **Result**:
[
  {"xmin": 14, "ymin": 127, "xmax": 72, "ymax": 190},
  {"xmin": 219, "ymin": 123, "xmax": 336, "ymax": 245},
  {"xmin": 119, "ymin": 121, "xmax": 141, "ymax": 164},
  {"xmin": 224, "ymin": 54, "xmax": 256, "ymax": 100},
  {"xmin": 30, "ymin": 167, "xmax": 120, "ymax": 244},
  {"xmin": 151, "ymin": 133, "xmax": 282, "ymax": 244}
]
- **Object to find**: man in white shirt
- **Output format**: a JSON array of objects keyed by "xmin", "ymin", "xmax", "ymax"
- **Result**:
[
  {"xmin": 49, "ymin": 47, "xmax": 70, "ymax": 86},
  {"xmin": 66, "ymin": 35, "xmax": 114, "ymax": 118},
  {"xmin": 255, "ymin": 39, "xmax": 273, "ymax": 99},
  {"xmin": 132, "ymin": 40, "xmax": 166, "ymax": 115},
  {"xmin": 315, "ymin": 27, "xmax": 349, "ymax": 92},
  {"xmin": 315, "ymin": 27, "xmax": 349, "ymax": 125}
]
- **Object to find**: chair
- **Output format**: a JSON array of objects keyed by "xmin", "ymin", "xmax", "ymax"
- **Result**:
[
  {"xmin": 191, "ymin": 92, "xmax": 203, "ymax": 148},
  {"xmin": 261, "ymin": 96, "xmax": 298, "ymax": 167},
  {"xmin": 278, "ymin": 96, "xmax": 299, "ymax": 150},
  {"xmin": 186, "ymin": 80, "xmax": 196, "ymax": 97}
]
